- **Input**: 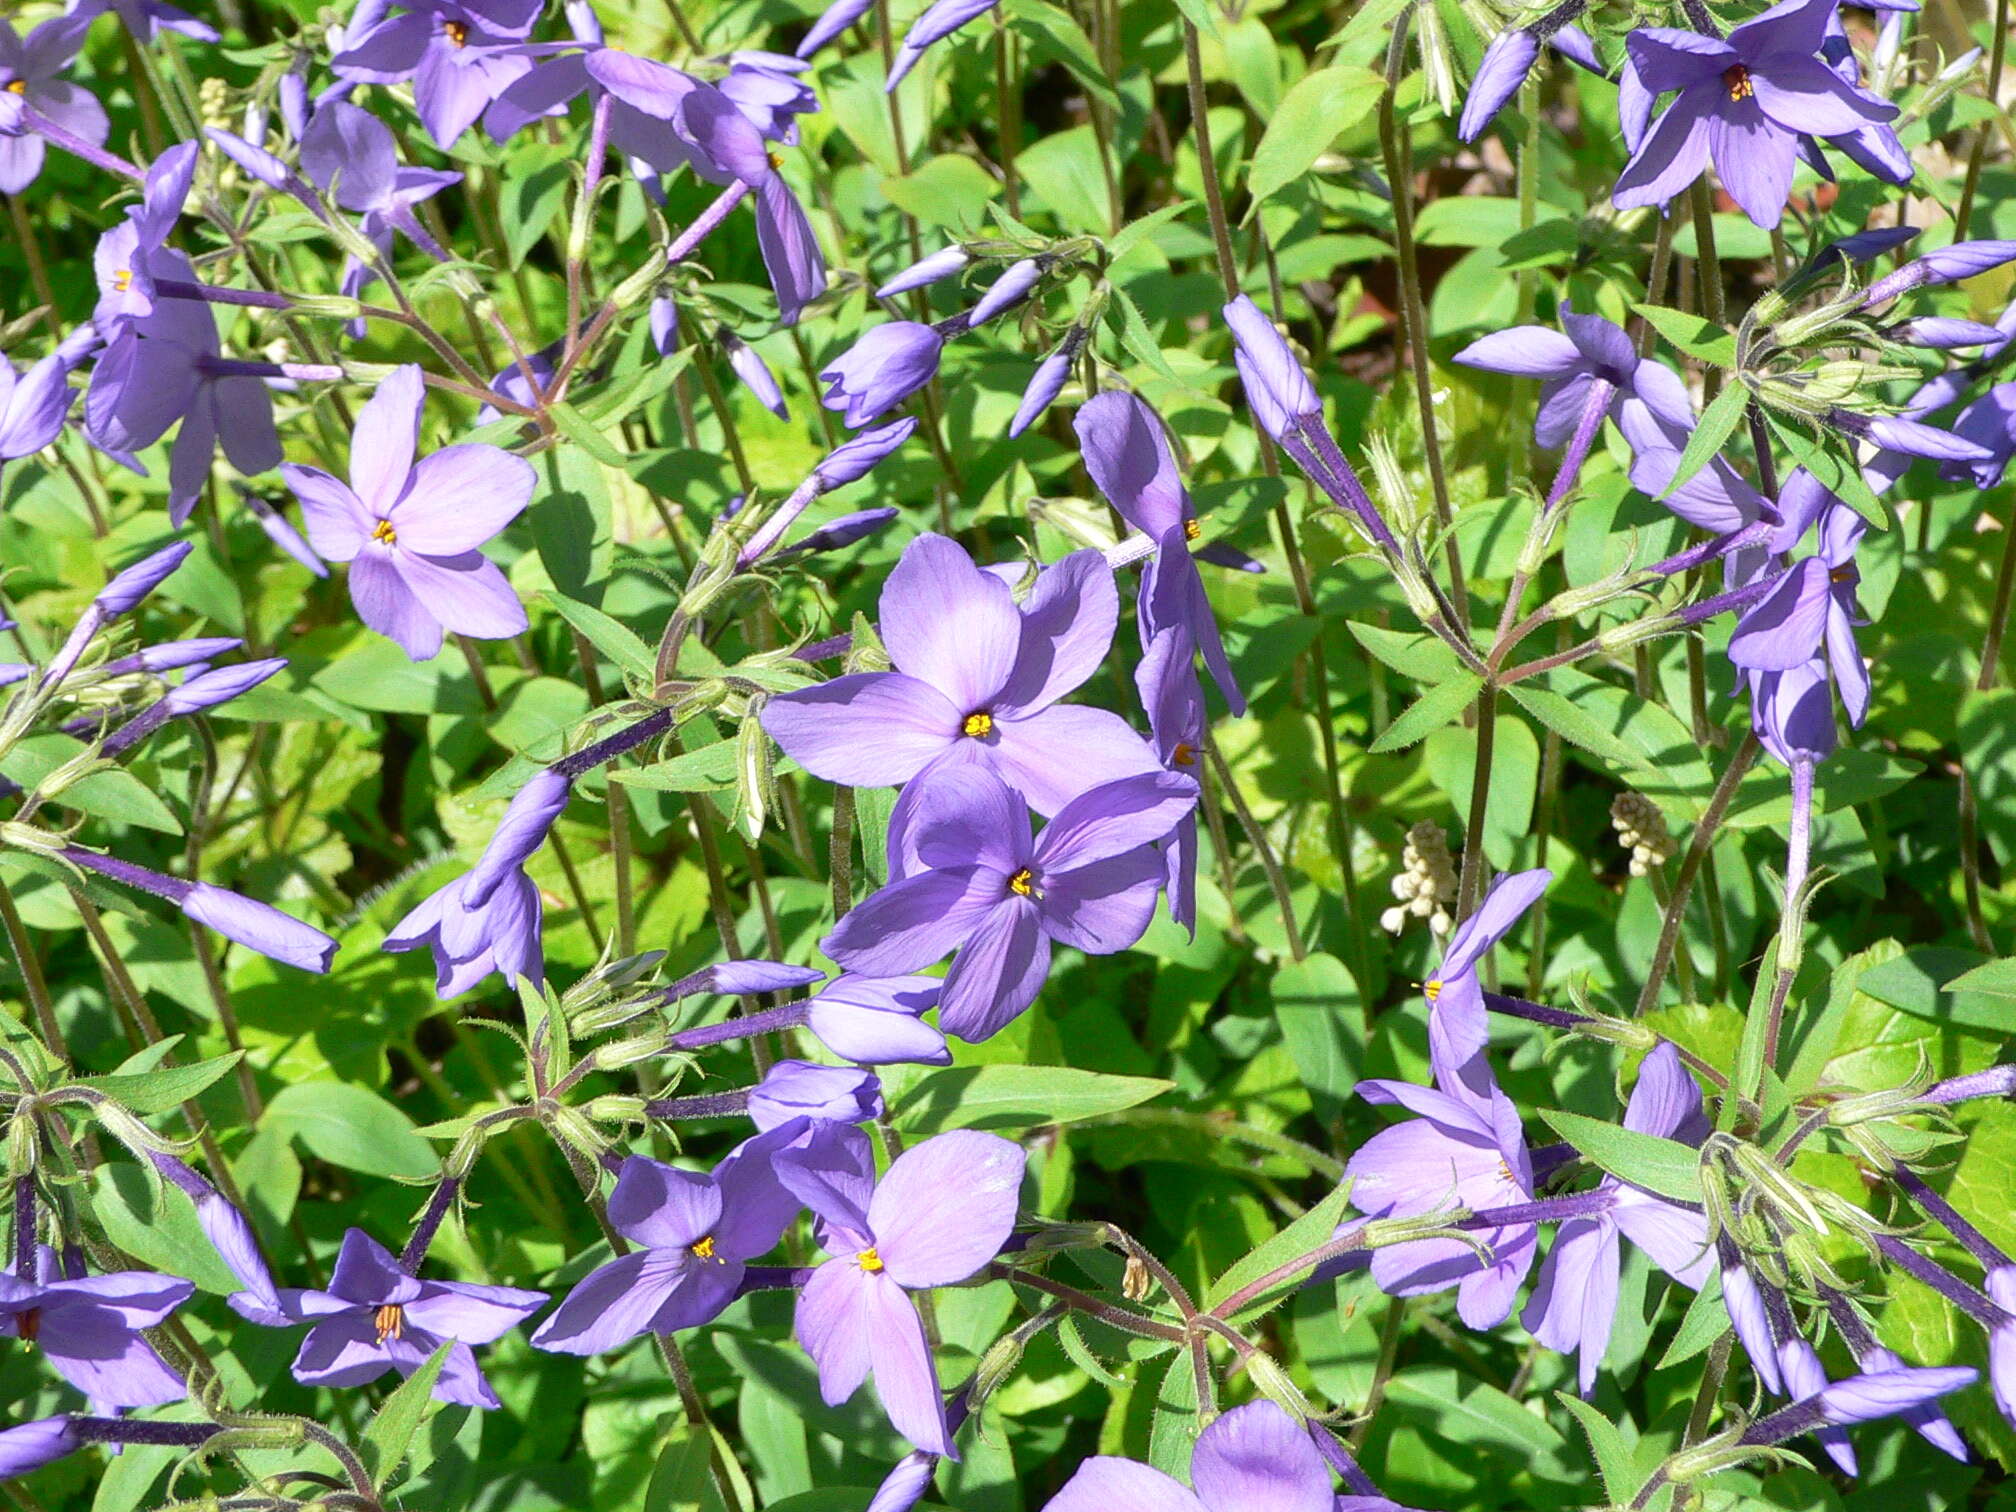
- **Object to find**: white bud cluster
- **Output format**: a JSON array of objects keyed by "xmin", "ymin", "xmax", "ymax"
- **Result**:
[
  {"xmin": 198, "ymin": 75, "xmax": 232, "ymax": 133},
  {"xmin": 1380, "ymin": 821, "xmax": 1457, "ymax": 937},
  {"xmin": 1611, "ymin": 791, "xmax": 1675, "ymax": 876}
]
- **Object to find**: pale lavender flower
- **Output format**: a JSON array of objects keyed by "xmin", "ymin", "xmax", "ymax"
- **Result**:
[
  {"xmin": 332, "ymin": 0, "xmax": 542, "ymax": 148},
  {"xmin": 0, "ymin": 11, "xmax": 104, "ymax": 196},
  {"xmin": 885, "ymin": 0, "xmax": 999, "ymax": 91},
  {"xmin": 0, "ymin": 1248, "xmax": 192, "ymax": 1407},
  {"xmin": 820, "ymin": 322, "xmax": 944, "ymax": 427},
  {"xmin": 1039, "ymin": 1399, "xmax": 1335, "ymax": 1512}
]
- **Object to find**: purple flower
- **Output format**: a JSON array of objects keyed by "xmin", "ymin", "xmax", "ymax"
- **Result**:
[
  {"xmin": 0, "ymin": 349, "xmax": 77, "ymax": 473},
  {"xmin": 1039, "ymin": 1399, "xmax": 1334, "ymax": 1512},
  {"xmin": 383, "ymin": 867, "xmax": 544, "ymax": 997},
  {"xmin": 1076, "ymin": 391, "xmax": 1243, "ymax": 714},
  {"xmin": 1627, "ymin": 445, "xmax": 1776, "ymax": 534},
  {"xmin": 1223, "ymin": 295, "xmax": 1397, "ymax": 553},
  {"xmin": 877, "ymin": 245, "xmax": 969, "ymax": 299},
  {"xmin": 1830, "ymin": 406, "xmax": 1995, "ymax": 464},
  {"xmin": 230, "ymin": 1228, "xmax": 544, "ymax": 1408},
  {"xmin": 0, "ymin": 11, "xmax": 104, "ymax": 196},
  {"xmin": 1863, "ymin": 240, "xmax": 2016, "ymax": 305},
  {"xmin": 806, "ymin": 975, "xmax": 951, "ymax": 1065},
  {"xmin": 1801, "ymin": 10, "xmax": 1911, "ymax": 185},
  {"xmin": 1134, "ymin": 626, "xmax": 1204, "ymax": 937},
  {"xmin": 1728, "ymin": 496, "xmax": 1869, "ymax": 726},
  {"xmin": 1744, "ymin": 1367, "xmax": 1979, "ymax": 1450},
  {"xmin": 301, "ymin": 103, "xmax": 462, "ymax": 305},
  {"xmin": 820, "ymin": 322, "xmax": 944, "ymax": 427},
  {"xmin": 150, "ymin": 1152, "xmax": 280, "ymax": 1311},
  {"xmin": 1009, "ymin": 328, "xmax": 1083, "ymax": 438},
  {"xmin": 93, "ymin": 0, "xmax": 219, "ymax": 44},
  {"xmin": 0, "ymin": 1418, "xmax": 78, "ymax": 1479},
  {"xmin": 1522, "ymin": 1044, "xmax": 1713, "ymax": 1393},
  {"xmin": 748, "ymin": 1060, "xmax": 883, "ymax": 1131},
  {"xmin": 532, "ymin": 1136, "xmax": 800, "ymax": 1353},
  {"xmin": 62, "ymin": 848, "xmax": 339, "ymax": 972},
  {"xmin": 284, "ymin": 364, "xmax": 533, "ymax": 660},
  {"xmin": 760, "ymin": 534, "xmax": 1160, "ymax": 814},
  {"xmin": 778, "ymin": 1128, "xmax": 1023, "ymax": 1454},
  {"xmin": 465, "ymin": 768, "xmax": 571, "ymax": 906},
  {"xmin": 1944, "ymin": 382, "xmax": 2016, "ymax": 489},
  {"xmin": 966, "ymin": 257, "xmax": 1044, "ymax": 328},
  {"xmin": 0, "ymin": 1248, "xmax": 191, "ymax": 1408},
  {"xmin": 1612, "ymin": 0, "xmax": 1899, "ymax": 227},
  {"xmin": 719, "ymin": 327, "xmax": 787, "ymax": 418},
  {"xmin": 1347, "ymin": 1060, "xmax": 1536, "ymax": 1328},
  {"xmin": 719, "ymin": 51, "xmax": 819, "ymax": 144},
  {"xmin": 332, "ymin": 0, "xmax": 541, "ymax": 147},
  {"xmin": 83, "ymin": 251, "xmax": 283, "ymax": 525},
  {"xmin": 1747, "ymin": 658, "xmax": 1838, "ymax": 768},
  {"xmin": 1421, "ymin": 869, "xmax": 1551, "ymax": 1099},
  {"xmin": 798, "ymin": 0, "xmax": 874, "ymax": 58},
  {"xmin": 1460, "ymin": 29, "xmax": 1540, "ymax": 143},
  {"xmin": 92, "ymin": 143, "xmax": 197, "ymax": 331},
  {"xmin": 886, "ymin": 0, "xmax": 999, "ymax": 91},
  {"xmin": 825, "ymin": 765, "xmax": 1196, "ymax": 1041},
  {"xmin": 1455, "ymin": 306, "xmax": 1695, "ymax": 454}
]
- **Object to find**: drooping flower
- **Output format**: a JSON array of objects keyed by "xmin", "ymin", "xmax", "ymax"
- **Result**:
[
  {"xmin": 300, "ymin": 102, "xmax": 462, "ymax": 307},
  {"xmin": 805, "ymin": 975, "xmax": 951, "ymax": 1065},
  {"xmin": 61, "ymin": 847, "xmax": 338, "ymax": 972},
  {"xmin": 84, "ymin": 250, "xmax": 283, "ymax": 525},
  {"xmin": 1009, "ymin": 325, "xmax": 1085, "ymax": 438},
  {"xmin": 464, "ymin": 768, "xmax": 571, "ymax": 906},
  {"xmin": 229, "ymin": 1228, "xmax": 544, "ymax": 1408},
  {"xmin": 1421, "ymin": 869, "xmax": 1551, "ymax": 1102},
  {"xmin": 1039, "ymin": 1399, "xmax": 1336, "ymax": 1512},
  {"xmin": 1455, "ymin": 306, "xmax": 1696, "ymax": 455},
  {"xmin": 777, "ymin": 1128, "xmax": 1023, "ymax": 1454},
  {"xmin": 719, "ymin": 51, "xmax": 820, "ymax": 144},
  {"xmin": 1135, "ymin": 626, "xmax": 1205, "ymax": 936},
  {"xmin": 332, "ymin": 0, "xmax": 542, "ymax": 148},
  {"xmin": 1612, "ymin": 0, "xmax": 1900, "ymax": 228},
  {"xmin": 760, "ymin": 534, "xmax": 1161, "ymax": 814},
  {"xmin": 284, "ymin": 364, "xmax": 534, "ymax": 660},
  {"xmin": 885, "ymin": 0, "xmax": 1000, "ymax": 91},
  {"xmin": 149, "ymin": 1152, "xmax": 281, "ymax": 1311},
  {"xmin": 1728, "ymin": 496, "xmax": 1869, "ymax": 726},
  {"xmin": 819, "ymin": 322, "xmax": 944, "ymax": 427},
  {"xmin": 747, "ymin": 1060, "xmax": 883, "ymax": 1131},
  {"xmin": 0, "ymin": 347, "xmax": 78, "ymax": 478},
  {"xmin": 1521, "ymin": 1044, "xmax": 1714, "ymax": 1393},
  {"xmin": 823, "ymin": 765, "xmax": 1197, "ymax": 1041},
  {"xmin": 877, "ymin": 245, "xmax": 969, "ymax": 299},
  {"xmin": 1944, "ymin": 382, "xmax": 2016, "ymax": 489},
  {"xmin": 1347, "ymin": 1057, "xmax": 1537, "ymax": 1328},
  {"xmin": 92, "ymin": 143, "xmax": 197, "ymax": 331},
  {"xmin": 0, "ymin": 11, "xmax": 104, "ymax": 196},
  {"xmin": 0, "ymin": 1246, "xmax": 192, "ymax": 1408},
  {"xmin": 1076, "ymin": 390, "xmax": 1243, "ymax": 713},
  {"xmin": 1626, "ymin": 445, "xmax": 1777, "ymax": 535},
  {"xmin": 90, "ymin": 0, "xmax": 219, "ymax": 44},
  {"xmin": 532, "ymin": 1133, "xmax": 802, "ymax": 1353},
  {"xmin": 383, "ymin": 866, "xmax": 544, "ymax": 997}
]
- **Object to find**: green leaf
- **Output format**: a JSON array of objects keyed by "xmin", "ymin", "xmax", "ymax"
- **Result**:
[
  {"xmin": 501, "ymin": 146, "xmax": 570, "ymax": 269},
  {"xmin": 1555, "ymin": 1395, "xmax": 1638, "ymax": 1505},
  {"xmin": 1169, "ymin": 0, "xmax": 1224, "ymax": 45},
  {"xmin": 888, "ymin": 1065, "xmax": 1172, "ymax": 1133},
  {"xmin": 1347, "ymin": 622, "xmax": 1466, "ymax": 681},
  {"xmin": 612, "ymin": 739, "xmax": 741, "ymax": 793},
  {"xmin": 1147, "ymin": 1349, "xmax": 1200, "ymax": 1480},
  {"xmin": 1107, "ymin": 201, "xmax": 1194, "ymax": 267},
  {"xmin": 1657, "ymin": 1269, "xmax": 1730, "ymax": 1368},
  {"xmin": 1107, "ymin": 285, "xmax": 1181, "ymax": 382},
  {"xmin": 1659, "ymin": 381, "xmax": 1748, "ymax": 501},
  {"xmin": 1632, "ymin": 303, "xmax": 1737, "ymax": 367},
  {"xmin": 545, "ymin": 592, "xmax": 657, "ymax": 683},
  {"xmin": 0, "ymin": 733, "xmax": 182, "ymax": 834},
  {"xmin": 1244, "ymin": 67, "xmax": 1384, "ymax": 213},
  {"xmin": 1206, "ymin": 1181, "xmax": 1356, "ymax": 1317},
  {"xmin": 1057, "ymin": 1312, "xmax": 1129, "ymax": 1387},
  {"xmin": 1732, "ymin": 935, "xmax": 1781, "ymax": 1104},
  {"xmin": 546, "ymin": 400, "xmax": 629, "ymax": 467},
  {"xmin": 362, "ymin": 1341, "xmax": 450, "ymax": 1488},
  {"xmin": 1016, "ymin": 124, "xmax": 1114, "ymax": 234},
  {"xmin": 1002, "ymin": 0, "xmax": 1118, "ymax": 111},
  {"xmin": 1369, "ymin": 671, "xmax": 1483, "ymax": 754},
  {"xmin": 1537, "ymin": 1109, "xmax": 1703, "ymax": 1202},
  {"xmin": 76, "ymin": 1052, "xmax": 244, "ymax": 1116},
  {"xmin": 1271, "ymin": 951, "xmax": 1361, "ymax": 1122},
  {"xmin": 264, "ymin": 1082, "xmax": 439, "ymax": 1178},
  {"xmin": 1946, "ymin": 957, "xmax": 2016, "ymax": 1001},
  {"xmin": 1507, "ymin": 683, "xmax": 1642, "ymax": 768},
  {"xmin": 881, "ymin": 152, "xmax": 1002, "ymax": 231}
]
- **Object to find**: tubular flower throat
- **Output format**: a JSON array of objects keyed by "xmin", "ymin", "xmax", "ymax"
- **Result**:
[{"xmin": 1723, "ymin": 63, "xmax": 1754, "ymax": 100}]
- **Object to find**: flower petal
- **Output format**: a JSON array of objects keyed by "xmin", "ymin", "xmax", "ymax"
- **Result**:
[
  {"xmin": 760, "ymin": 673, "xmax": 959, "ymax": 788},
  {"xmin": 390, "ymin": 443, "xmax": 535, "ymax": 553},
  {"xmin": 935, "ymin": 900, "xmax": 1051, "ymax": 1042},
  {"xmin": 870, "ymin": 1130, "xmax": 1024, "ymax": 1288},
  {"xmin": 1190, "ymin": 1401, "xmax": 1334, "ymax": 1512},
  {"xmin": 391, "ymin": 550, "xmax": 528, "ymax": 641},
  {"xmin": 879, "ymin": 533, "xmax": 1022, "ymax": 712}
]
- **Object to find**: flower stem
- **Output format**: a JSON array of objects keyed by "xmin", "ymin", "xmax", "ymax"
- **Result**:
[
  {"xmin": 1951, "ymin": 0, "xmax": 2010, "ymax": 241},
  {"xmin": 1635, "ymin": 733, "xmax": 1759, "ymax": 1014}
]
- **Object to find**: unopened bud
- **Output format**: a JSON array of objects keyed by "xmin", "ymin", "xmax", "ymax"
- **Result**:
[{"xmin": 584, "ymin": 1094, "xmax": 648, "ymax": 1124}]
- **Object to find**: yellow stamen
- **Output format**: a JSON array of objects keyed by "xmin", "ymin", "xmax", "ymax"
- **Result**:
[
  {"xmin": 962, "ymin": 711, "xmax": 993, "ymax": 738},
  {"xmin": 443, "ymin": 18, "xmax": 469, "ymax": 44},
  {"xmin": 768, "ymin": 151, "xmax": 786, "ymax": 171},
  {"xmin": 1829, "ymin": 566, "xmax": 1855, "ymax": 584},
  {"xmin": 692, "ymin": 1235, "xmax": 718, "ymax": 1261},
  {"xmin": 371, "ymin": 518, "xmax": 398, "ymax": 546},
  {"xmin": 112, "ymin": 269, "xmax": 133, "ymax": 293},
  {"xmin": 373, "ymin": 1303, "xmax": 404, "ymax": 1342},
  {"xmin": 1172, "ymin": 742, "xmax": 1196, "ymax": 767},
  {"xmin": 1723, "ymin": 63, "xmax": 1753, "ymax": 101},
  {"xmin": 4, "ymin": 80, "xmax": 25, "ymax": 95},
  {"xmin": 1008, "ymin": 868, "xmax": 1035, "ymax": 897},
  {"xmin": 1183, "ymin": 519, "xmax": 1201, "ymax": 542},
  {"xmin": 857, "ymin": 1247, "xmax": 884, "ymax": 1273},
  {"xmin": 1424, "ymin": 978, "xmax": 1442, "ymax": 1002}
]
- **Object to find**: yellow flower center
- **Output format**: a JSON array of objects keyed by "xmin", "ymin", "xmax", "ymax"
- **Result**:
[
  {"xmin": 371, "ymin": 519, "xmax": 398, "ymax": 546},
  {"xmin": 962, "ymin": 711, "xmax": 993, "ymax": 738},
  {"xmin": 373, "ymin": 1303, "xmax": 405, "ymax": 1342},
  {"xmin": 1424, "ymin": 978, "xmax": 1442, "ymax": 1002},
  {"xmin": 112, "ymin": 269, "xmax": 133, "ymax": 292},
  {"xmin": 857, "ymin": 1247, "xmax": 884, "ymax": 1273},
  {"xmin": 1172, "ymin": 741, "xmax": 1196, "ymax": 767},
  {"xmin": 4, "ymin": 80, "xmax": 25, "ymax": 95},
  {"xmin": 692, "ymin": 1235, "xmax": 718, "ymax": 1261},
  {"xmin": 1183, "ymin": 519, "xmax": 1201, "ymax": 542},
  {"xmin": 1723, "ymin": 64, "xmax": 1753, "ymax": 101},
  {"xmin": 443, "ymin": 18, "xmax": 469, "ymax": 45},
  {"xmin": 1008, "ymin": 868, "xmax": 1035, "ymax": 897}
]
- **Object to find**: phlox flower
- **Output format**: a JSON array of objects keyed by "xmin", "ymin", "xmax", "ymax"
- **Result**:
[
  {"xmin": 332, "ymin": 0, "xmax": 542, "ymax": 148},
  {"xmin": 1039, "ymin": 1399, "xmax": 1337, "ymax": 1512},
  {"xmin": 0, "ymin": 11, "xmax": 104, "ymax": 196},
  {"xmin": 0, "ymin": 1247, "xmax": 192, "ymax": 1408}
]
